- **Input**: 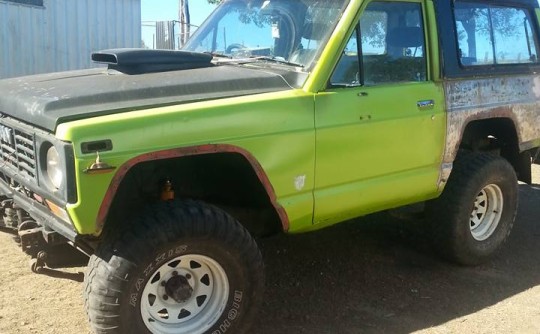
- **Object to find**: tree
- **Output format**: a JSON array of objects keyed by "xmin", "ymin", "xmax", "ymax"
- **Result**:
[
  {"xmin": 456, "ymin": 7, "xmax": 530, "ymax": 61},
  {"xmin": 178, "ymin": 0, "xmax": 221, "ymax": 47}
]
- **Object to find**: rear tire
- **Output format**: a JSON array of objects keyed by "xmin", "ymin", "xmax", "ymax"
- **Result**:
[
  {"xmin": 84, "ymin": 200, "xmax": 264, "ymax": 334},
  {"xmin": 426, "ymin": 153, "xmax": 518, "ymax": 265}
]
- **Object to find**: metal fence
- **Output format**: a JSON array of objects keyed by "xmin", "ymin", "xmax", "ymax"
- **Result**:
[{"xmin": 142, "ymin": 20, "xmax": 199, "ymax": 50}]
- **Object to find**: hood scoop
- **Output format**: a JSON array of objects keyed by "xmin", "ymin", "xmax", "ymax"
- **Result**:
[{"xmin": 91, "ymin": 48, "xmax": 214, "ymax": 74}]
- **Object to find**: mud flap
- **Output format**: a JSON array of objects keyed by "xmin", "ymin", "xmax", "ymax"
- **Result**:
[
  {"xmin": 516, "ymin": 151, "xmax": 532, "ymax": 184},
  {"xmin": 534, "ymin": 148, "xmax": 540, "ymax": 165}
]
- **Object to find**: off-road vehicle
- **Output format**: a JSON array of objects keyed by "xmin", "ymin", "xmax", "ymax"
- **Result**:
[{"xmin": 1, "ymin": 0, "xmax": 540, "ymax": 333}]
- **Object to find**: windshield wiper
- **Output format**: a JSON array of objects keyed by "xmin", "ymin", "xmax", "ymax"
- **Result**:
[
  {"xmin": 249, "ymin": 56, "xmax": 304, "ymax": 68},
  {"xmin": 213, "ymin": 55, "xmax": 305, "ymax": 68}
]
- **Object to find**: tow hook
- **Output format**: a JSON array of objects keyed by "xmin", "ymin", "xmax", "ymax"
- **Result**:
[
  {"xmin": 17, "ymin": 223, "xmax": 46, "ymax": 273},
  {"xmin": 29, "ymin": 251, "xmax": 47, "ymax": 273},
  {"xmin": 18, "ymin": 222, "xmax": 42, "ymax": 253}
]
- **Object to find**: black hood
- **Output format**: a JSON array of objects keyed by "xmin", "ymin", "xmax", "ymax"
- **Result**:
[{"xmin": 0, "ymin": 64, "xmax": 297, "ymax": 132}]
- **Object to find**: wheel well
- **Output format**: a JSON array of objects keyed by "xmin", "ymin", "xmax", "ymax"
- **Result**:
[
  {"xmin": 105, "ymin": 152, "xmax": 283, "ymax": 237},
  {"xmin": 460, "ymin": 118, "xmax": 531, "ymax": 183}
]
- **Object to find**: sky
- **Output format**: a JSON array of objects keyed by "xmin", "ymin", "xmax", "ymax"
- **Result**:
[{"xmin": 141, "ymin": 0, "xmax": 218, "ymax": 48}]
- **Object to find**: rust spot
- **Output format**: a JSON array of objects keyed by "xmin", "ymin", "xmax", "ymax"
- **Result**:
[{"xmin": 443, "ymin": 75, "xmax": 540, "ymax": 164}]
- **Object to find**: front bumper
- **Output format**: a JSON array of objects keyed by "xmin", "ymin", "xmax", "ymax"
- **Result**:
[{"xmin": 0, "ymin": 173, "xmax": 77, "ymax": 242}]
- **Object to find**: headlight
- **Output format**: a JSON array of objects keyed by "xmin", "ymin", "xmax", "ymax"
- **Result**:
[{"xmin": 46, "ymin": 146, "xmax": 64, "ymax": 189}]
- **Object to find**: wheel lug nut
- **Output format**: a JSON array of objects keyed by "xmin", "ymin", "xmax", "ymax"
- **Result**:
[
  {"xmin": 163, "ymin": 295, "xmax": 168, "ymax": 300},
  {"xmin": 172, "ymin": 271, "xmax": 178, "ymax": 276},
  {"xmin": 161, "ymin": 281, "xmax": 166, "ymax": 286},
  {"xmin": 186, "ymin": 274, "xmax": 192, "ymax": 279}
]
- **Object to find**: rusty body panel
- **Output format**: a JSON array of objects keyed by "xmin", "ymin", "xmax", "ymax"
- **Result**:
[{"xmin": 439, "ymin": 75, "xmax": 540, "ymax": 188}]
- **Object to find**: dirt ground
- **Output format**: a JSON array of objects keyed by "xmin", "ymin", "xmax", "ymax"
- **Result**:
[{"xmin": 0, "ymin": 166, "xmax": 539, "ymax": 334}]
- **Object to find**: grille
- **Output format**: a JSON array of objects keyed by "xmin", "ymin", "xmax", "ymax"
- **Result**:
[{"xmin": 0, "ymin": 122, "xmax": 37, "ymax": 181}]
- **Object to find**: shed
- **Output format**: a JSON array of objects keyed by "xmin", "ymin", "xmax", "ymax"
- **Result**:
[{"xmin": 0, "ymin": 0, "xmax": 141, "ymax": 79}]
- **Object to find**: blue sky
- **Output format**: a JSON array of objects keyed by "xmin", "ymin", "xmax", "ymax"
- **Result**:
[{"xmin": 141, "ymin": 0, "xmax": 217, "ymax": 48}]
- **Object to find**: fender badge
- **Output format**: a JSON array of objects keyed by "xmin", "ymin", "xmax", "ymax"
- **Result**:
[{"xmin": 83, "ymin": 151, "xmax": 116, "ymax": 174}]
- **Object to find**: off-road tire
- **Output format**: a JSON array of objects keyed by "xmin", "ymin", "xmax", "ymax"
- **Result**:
[
  {"xmin": 84, "ymin": 200, "xmax": 264, "ymax": 334},
  {"xmin": 426, "ymin": 153, "xmax": 518, "ymax": 265}
]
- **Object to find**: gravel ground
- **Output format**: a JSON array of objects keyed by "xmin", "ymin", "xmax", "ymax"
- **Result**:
[{"xmin": 0, "ymin": 166, "xmax": 539, "ymax": 334}]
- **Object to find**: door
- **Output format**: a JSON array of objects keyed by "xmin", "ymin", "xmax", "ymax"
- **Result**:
[{"xmin": 314, "ymin": 0, "xmax": 446, "ymax": 226}]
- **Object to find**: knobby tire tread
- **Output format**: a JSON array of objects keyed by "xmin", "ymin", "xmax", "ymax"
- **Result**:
[
  {"xmin": 84, "ymin": 200, "xmax": 263, "ymax": 334},
  {"xmin": 428, "ymin": 153, "xmax": 518, "ymax": 265}
]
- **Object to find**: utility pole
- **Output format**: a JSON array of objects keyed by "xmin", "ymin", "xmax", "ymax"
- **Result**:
[{"xmin": 179, "ymin": 0, "xmax": 191, "ymax": 47}]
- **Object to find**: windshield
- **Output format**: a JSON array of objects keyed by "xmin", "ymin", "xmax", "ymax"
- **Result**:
[{"xmin": 183, "ymin": 0, "xmax": 349, "ymax": 69}]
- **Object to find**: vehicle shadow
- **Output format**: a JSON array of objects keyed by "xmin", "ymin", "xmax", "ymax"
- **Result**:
[
  {"xmin": 36, "ymin": 267, "xmax": 85, "ymax": 282},
  {"xmin": 35, "ymin": 244, "xmax": 88, "ymax": 282},
  {"xmin": 0, "ymin": 227, "xmax": 88, "ymax": 282},
  {"xmin": 255, "ymin": 183, "xmax": 540, "ymax": 334}
]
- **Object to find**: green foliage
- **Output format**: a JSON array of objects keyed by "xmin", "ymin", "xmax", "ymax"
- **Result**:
[
  {"xmin": 457, "ymin": 7, "xmax": 524, "ymax": 39},
  {"xmin": 364, "ymin": 55, "xmax": 425, "ymax": 83},
  {"xmin": 206, "ymin": 0, "xmax": 269, "ymax": 28},
  {"xmin": 361, "ymin": 12, "xmax": 387, "ymax": 49}
]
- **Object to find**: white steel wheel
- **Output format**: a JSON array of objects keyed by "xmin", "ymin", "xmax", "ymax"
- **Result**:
[
  {"xmin": 85, "ymin": 201, "xmax": 265, "ymax": 334},
  {"xmin": 141, "ymin": 254, "xmax": 230, "ymax": 334},
  {"xmin": 426, "ymin": 153, "xmax": 518, "ymax": 265},
  {"xmin": 469, "ymin": 184, "xmax": 504, "ymax": 241}
]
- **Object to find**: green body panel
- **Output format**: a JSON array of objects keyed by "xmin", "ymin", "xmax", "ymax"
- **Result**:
[
  {"xmin": 57, "ymin": 90, "xmax": 316, "ymax": 234},
  {"xmin": 56, "ymin": 0, "xmax": 447, "ymax": 236},
  {"xmin": 425, "ymin": 0, "xmax": 441, "ymax": 81},
  {"xmin": 310, "ymin": 0, "xmax": 446, "ymax": 229},
  {"xmin": 313, "ymin": 82, "xmax": 446, "ymax": 229}
]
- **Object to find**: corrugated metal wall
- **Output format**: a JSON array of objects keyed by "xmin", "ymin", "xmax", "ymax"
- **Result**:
[{"xmin": 0, "ymin": 0, "xmax": 141, "ymax": 79}]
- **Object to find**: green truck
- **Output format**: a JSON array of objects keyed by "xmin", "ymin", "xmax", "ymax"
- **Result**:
[{"xmin": 1, "ymin": 0, "xmax": 540, "ymax": 333}]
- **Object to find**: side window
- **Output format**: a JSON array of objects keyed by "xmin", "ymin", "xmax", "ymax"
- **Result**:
[
  {"xmin": 493, "ymin": 8, "xmax": 538, "ymax": 64},
  {"xmin": 330, "ymin": 1, "xmax": 427, "ymax": 87},
  {"xmin": 454, "ymin": 2, "xmax": 539, "ymax": 66},
  {"xmin": 455, "ymin": 5, "xmax": 494, "ymax": 65},
  {"xmin": 330, "ymin": 29, "xmax": 361, "ymax": 86}
]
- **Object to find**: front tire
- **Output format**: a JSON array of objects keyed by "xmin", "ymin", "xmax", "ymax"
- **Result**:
[
  {"xmin": 426, "ymin": 153, "xmax": 518, "ymax": 265},
  {"xmin": 84, "ymin": 200, "xmax": 264, "ymax": 334}
]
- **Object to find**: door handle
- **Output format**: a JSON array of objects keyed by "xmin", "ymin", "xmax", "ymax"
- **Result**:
[{"xmin": 417, "ymin": 99, "xmax": 435, "ymax": 110}]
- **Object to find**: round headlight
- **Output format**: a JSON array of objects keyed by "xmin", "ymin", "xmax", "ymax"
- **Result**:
[{"xmin": 46, "ymin": 146, "xmax": 63, "ymax": 189}]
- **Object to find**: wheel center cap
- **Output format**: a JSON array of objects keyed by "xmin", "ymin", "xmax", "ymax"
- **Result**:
[{"xmin": 165, "ymin": 275, "xmax": 193, "ymax": 303}]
